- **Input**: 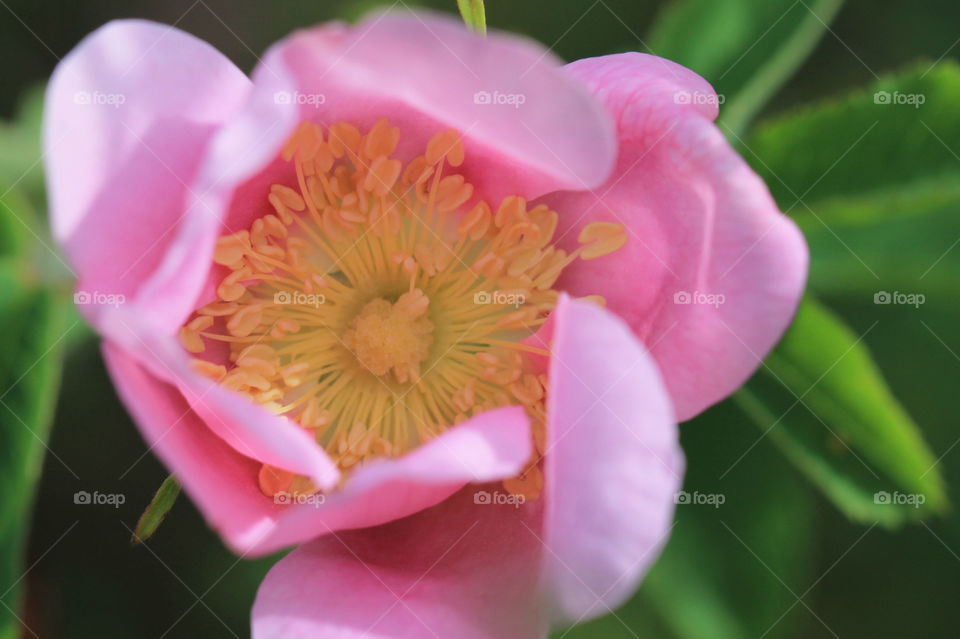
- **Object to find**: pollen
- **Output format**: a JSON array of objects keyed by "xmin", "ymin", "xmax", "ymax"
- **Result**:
[{"xmin": 180, "ymin": 118, "xmax": 626, "ymax": 502}]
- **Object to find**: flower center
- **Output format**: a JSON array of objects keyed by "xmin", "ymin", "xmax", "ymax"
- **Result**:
[
  {"xmin": 343, "ymin": 292, "xmax": 433, "ymax": 382},
  {"xmin": 180, "ymin": 118, "xmax": 626, "ymax": 501}
]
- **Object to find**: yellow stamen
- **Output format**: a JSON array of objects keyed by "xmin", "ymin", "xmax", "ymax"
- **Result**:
[{"xmin": 182, "ymin": 118, "xmax": 626, "ymax": 502}]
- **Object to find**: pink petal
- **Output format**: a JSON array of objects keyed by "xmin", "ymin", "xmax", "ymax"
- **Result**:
[
  {"xmin": 206, "ymin": 9, "xmax": 615, "ymax": 220},
  {"xmin": 102, "ymin": 328, "xmax": 531, "ymax": 556},
  {"xmin": 44, "ymin": 20, "xmax": 251, "ymax": 330},
  {"xmin": 543, "ymin": 53, "xmax": 807, "ymax": 420},
  {"xmin": 252, "ymin": 487, "xmax": 547, "ymax": 639},
  {"xmin": 538, "ymin": 296, "xmax": 683, "ymax": 623},
  {"xmin": 102, "ymin": 341, "xmax": 278, "ymax": 546},
  {"xmin": 244, "ymin": 403, "xmax": 531, "ymax": 555},
  {"xmin": 102, "ymin": 311, "xmax": 340, "ymax": 491}
]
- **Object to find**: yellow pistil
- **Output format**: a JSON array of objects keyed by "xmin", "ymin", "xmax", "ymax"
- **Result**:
[
  {"xmin": 179, "ymin": 118, "xmax": 626, "ymax": 502},
  {"xmin": 343, "ymin": 291, "xmax": 433, "ymax": 383}
]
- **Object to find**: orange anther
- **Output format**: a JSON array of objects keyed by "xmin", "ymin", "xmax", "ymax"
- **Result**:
[
  {"xmin": 495, "ymin": 196, "xmax": 526, "ymax": 228},
  {"xmin": 578, "ymin": 222, "xmax": 627, "ymax": 260},
  {"xmin": 457, "ymin": 201, "xmax": 492, "ymax": 240},
  {"xmin": 178, "ymin": 326, "xmax": 205, "ymax": 353},
  {"xmin": 363, "ymin": 156, "xmax": 402, "ymax": 196},
  {"xmin": 214, "ymin": 233, "xmax": 249, "ymax": 266},
  {"xmin": 426, "ymin": 129, "xmax": 464, "ymax": 167},
  {"xmin": 271, "ymin": 185, "xmax": 306, "ymax": 212},
  {"xmin": 363, "ymin": 118, "xmax": 400, "ymax": 159},
  {"xmin": 327, "ymin": 122, "xmax": 361, "ymax": 158},
  {"xmin": 226, "ymin": 304, "xmax": 264, "ymax": 337},
  {"xmin": 189, "ymin": 359, "xmax": 227, "ymax": 381},
  {"xmin": 258, "ymin": 464, "xmax": 294, "ymax": 497},
  {"xmin": 282, "ymin": 122, "xmax": 323, "ymax": 163}
]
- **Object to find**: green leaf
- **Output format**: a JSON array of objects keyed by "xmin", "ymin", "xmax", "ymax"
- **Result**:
[
  {"xmin": 0, "ymin": 160, "xmax": 75, "ymax": 636},
  {"xmin": 131, "ymin": 476, "xmax": 181, "ymax": 545},
  {"xmin": 0, "ymin": 86, "xmax": 45, "ymax": 203},
  {"xmin": 736, "ymin": 297, "xmax": 947, "ymax": 527},
  {"xmin": 647, "ymin": 0, "xmax": 844, "ymax": 135},
  {"xmin": 745, "ymin": 62, "xmax": 960, "ymax": 207},
  {"xmin": 0, "ymin": 280, "xmax": 73, "ymax": 639},
  {"xmin": 741, "ymin": 62, "xmax": 960, "ymax": 297},
  {"xmin": 456, "ymin": 0, "xmax": 486, "ymax": 35}
]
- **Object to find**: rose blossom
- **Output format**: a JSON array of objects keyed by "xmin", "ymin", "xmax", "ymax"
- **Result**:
[{"xmin": 45, "ymin": 10, "xmax": 806, "ymax": 637}]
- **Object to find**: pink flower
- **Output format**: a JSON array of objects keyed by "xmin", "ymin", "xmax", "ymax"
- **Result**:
[{"xmin": 45, "ymin": 10, "xmax": 806, "ymax": 638}]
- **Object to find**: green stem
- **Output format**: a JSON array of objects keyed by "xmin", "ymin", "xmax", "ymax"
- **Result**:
[{"xmin": 456, "ymin": 0, "xmax": 487, "ymax": 35}]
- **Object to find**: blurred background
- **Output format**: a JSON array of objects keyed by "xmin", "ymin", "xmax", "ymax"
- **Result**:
[{"xmin": 1, "ymin": 0, "xmax": 959, "ymax": 637}]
